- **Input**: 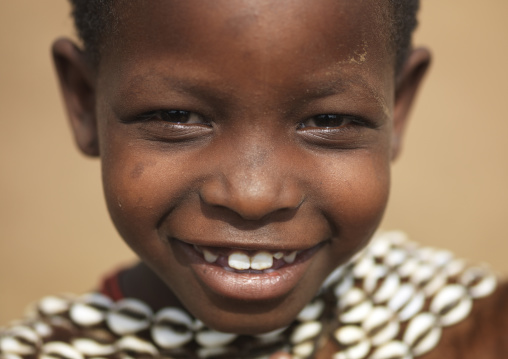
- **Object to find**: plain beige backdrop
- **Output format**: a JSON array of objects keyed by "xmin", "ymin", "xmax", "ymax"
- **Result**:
[{"xmin": 1, "ymin": 1, "xmax": 508, "ymax": 324}]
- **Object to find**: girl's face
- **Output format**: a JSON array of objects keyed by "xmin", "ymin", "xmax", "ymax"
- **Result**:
[{"xmin": 57, "ymin": 0, "xmax": 428, "ymax": 334}]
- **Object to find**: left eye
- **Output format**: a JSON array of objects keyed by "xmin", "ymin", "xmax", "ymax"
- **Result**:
[
  {"xmin": 139, "ymin": 110, "xmax": 209, "ymax": 125},
  {"xmin": 299, "ymin": 114, "xmax": 356, "ymax": 129}
]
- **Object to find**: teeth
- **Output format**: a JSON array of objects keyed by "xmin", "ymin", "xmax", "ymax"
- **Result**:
[
  {"xmin": 273, "ymin": 252, "xmax": 284, "ymax": 259},
  {"xmin": 228, "ymin": 252, "xmax": 251, "ymax": 270},
  {"xmin": 283, "ymin": 251, "xmax": 297, "ymax": 264},
  {"xmin": 203, "ymin": 249, "xmax": 219, "ymax": 263},
  {"xmin": 250, "ymin": 252, "xmax": 274, "ymax": 270}
]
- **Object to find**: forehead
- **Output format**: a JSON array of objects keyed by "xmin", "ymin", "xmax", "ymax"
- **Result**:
[{"xmin": 98, "ymin": 0, "xmax": 395, "ymax": 111}]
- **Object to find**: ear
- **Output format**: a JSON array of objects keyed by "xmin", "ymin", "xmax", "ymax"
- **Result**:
[
  {"xmin": 391, "ymin": 47, "xmax": 431, "ymax": 160},
  {"xmin": 52, "ymin": 38, "xmax": 99, "ymax": 156}
]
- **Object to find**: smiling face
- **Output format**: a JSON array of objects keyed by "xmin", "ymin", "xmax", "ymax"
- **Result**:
[{"xmin": 54, "ymin": 0, "xmax": 430, "ymax": 334}]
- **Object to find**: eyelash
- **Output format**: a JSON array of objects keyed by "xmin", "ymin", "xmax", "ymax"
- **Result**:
[{"xmin": 132, "ymin": 110, "xmax": 373, "ymax": 131}]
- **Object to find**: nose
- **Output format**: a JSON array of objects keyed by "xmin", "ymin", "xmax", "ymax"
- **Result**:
[{"xmin": 199, "ymin": 146, "xmax": 304, "ymax": 221}]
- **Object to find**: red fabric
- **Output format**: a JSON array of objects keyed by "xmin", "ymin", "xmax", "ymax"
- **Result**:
[{"xmin": 100, "ymin": 269, "xmax": 124, "ymax": 301}]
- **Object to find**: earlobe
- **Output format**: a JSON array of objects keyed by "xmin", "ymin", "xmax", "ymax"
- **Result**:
[
  {"xmin": 52, "ymin": 38, "xmax": 99, "ymax": 157},
  {"xmin": 391, "ymin": 47, "xmax": 431, "ymax": 160}
]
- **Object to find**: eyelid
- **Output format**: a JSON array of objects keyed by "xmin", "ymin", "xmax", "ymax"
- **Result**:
[
  {"xmin": 298, "ymin": 114, "xmax": 374, "ymax": 130},
  {"xmin": 129, "ymin": 109, "xmax": 211, "ymax": 126}
]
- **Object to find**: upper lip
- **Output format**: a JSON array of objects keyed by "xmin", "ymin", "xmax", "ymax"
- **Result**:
[{"xmin": 171, "ymin": 236, "xmax": 327, "ymax": 252}]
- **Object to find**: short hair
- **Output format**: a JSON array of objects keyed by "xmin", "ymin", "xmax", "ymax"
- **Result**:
[{"xmin": 68, "ymin": 0, "xmax": 419, "ymax": 74}]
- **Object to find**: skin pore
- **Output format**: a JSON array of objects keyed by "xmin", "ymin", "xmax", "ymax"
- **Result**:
[{"xmin": 53, "ymin": 0, "xmax": 430, "ymax": 356}]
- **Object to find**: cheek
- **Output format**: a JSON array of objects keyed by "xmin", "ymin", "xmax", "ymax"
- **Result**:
[{"xmin": 315, "ymin": 148, "xmax": 391, "ymax": 242}]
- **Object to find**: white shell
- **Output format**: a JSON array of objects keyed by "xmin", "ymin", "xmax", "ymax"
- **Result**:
[
  {"xmin": 290, "ymin": 321, "xmax": 322, "ymax": 344},
  {"xmin": 333, "ymin": 339, "xmax": 371, "ymax": 359},
  {"xmin": 364, "ymin": 265, "xmax": 388, "ymax": 294},
  {"xmin": 70, "ymin": 303, "xmax": 105, "ymax": 327},
  {"xmin": 431, "ymin": 284, "xmax": 472, "ymax": 326},
  {"xmin": 334, "ymin": 325, "xmax": 365, "ymax": 345},
  {"xmin": 292, "ymin": 341, "xmax": 315, "ymax": 357},
  {"xmin": 369, "ymin": 340, "xmax": 411, "ymax": 359},
  {"xmin": 0, "ymin": 354, "xmax": 23, "ymax": 359},
  {"xmin": 423, "ymin": 273, "xmax": 447, "ymax": 297},
  {"xmin": 334, "ymin": 273, "xmax": 355, "ymax": 298},
  {"xmin": 388, "ymin": 283, "xmax": 415, "ymax": 313},
  {"xmin": 195, "ymin": 330, "xmax": 237, "ymax": 348},
  {"xmin": 381, "ymin": 230, "xmax": 408, "ymax": 245},
  {"xmin": 369, "ymin": 237, "xmax": 391, "ymax": 257},
  {"xmin": 362, "ymin": 307, "xmax": 399, "ymax": 346},
  {"xmin": 38, "ymin": 296, "xmax": 70, "ymax": 315},
  {"xmin": 33, "ymin": 321, "xmax": 53, "ymax": 338},
  {"xmin": 397, "ymin": 258, "xmax": 419, "ymax": 278},
  {"xmin": 297, "ymin": 299, "xmax": 325, "ymax": 322},
  {"xmin": 71, "ymin": 338, "xmax": 115, "ymax": 356},
  {"xmin": 353, "ymin": 256, "xmax": 375, "ymax": 279},
  {"xmin": 384, "ymin": 248, "xmax": 407, "ymax": 268},
  {"xmin": 403, "ymin": 313, "xmax": 441, "ymax": 356},
  {"xmin": 410, "ymin": 264, "xmax": 435, "ymax": 287},
  {"xmin": 116, "ymin": 336, "xmax": 158, "ymax": 356},
  {"xmin": 0, "ymin": 326, "xmax": 39, "ymax": 355},
  {"xmin": 373, "ymin": 273, "xmax": 400, "ymax": 304},
  {"xmin": 444, "ymin": 259, "xmax": 466, "ymax": 277},
  {"xmin": 151, "ymin": 308, "xmax": 194, "ymax": 349},
  {"xmin": 431, "ymin": 250, "xmax": 453, "ymax": 267},
  {"xmin": 340, "ymin": 300, "xmax": 373, "ymax": 324},
  {"xmin": 322, "ymin": 265, "xmax": 347, "ymax": 288},
  {"xmin": 107, "ymin": 299, "xmax": 153, "ymax": 335},
  {"xmin": 460, "ymin": 266, "xmax": 497, "ymax": 298},
  {"xmin": 42, "ymin": 342, "xmax": 84, "ymax": 359},
  {"xmin": 255, "ymin": 326, "xmax": 288, "ymax": 342},
  {"xmin": 398, "ymin": 291, "xmax": 425, "ymax": 322}
]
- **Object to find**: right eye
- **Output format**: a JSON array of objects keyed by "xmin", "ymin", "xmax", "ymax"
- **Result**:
[{"xmin": 138, "ymin": 110, "xmax": 210, "ymax": 126}]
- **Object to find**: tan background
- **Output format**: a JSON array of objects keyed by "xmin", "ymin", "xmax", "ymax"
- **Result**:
[{"xmin": 1, "ymin": 1, "xmax": 507, "ymax": 324}]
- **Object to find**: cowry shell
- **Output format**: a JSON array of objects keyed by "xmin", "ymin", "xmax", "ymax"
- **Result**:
[
  {"xmin": 430, "ymin": 249, "xmax": 453, "ymax": 268},
  {"xmin": 460, "ymin": 266, "xmax": 497, "ymax": 298},
  {"xmin": 364, "ymin": 265, "xmax": 388, "ymax": 294},
  {"xmin": 0, "ymin": 335, "xmax": 36, "ymax": 356},
  {"xmin": 297, "ymin": 299, "xmax": 325, "ymax": 322},
  {"xmin": 0, "ymin": 354, "xmax": 23, "ymax": 359},
  {"xmin": 362, "ymin": 307, "xmax": 399, "ymax": 346},
  {"xmin": 195, "ymin": 330, "xmax": 237, "ymax": 348},
  {"xmin": 333, "ymin": 340, "xmax": 370, "ymax": 359},
  {"xmin": 410, "ymin": 263, "xmax": 435, "ymax": 288},
  {"xmin": 430, "ymin": 284, "xmax": 472, "ymax": 326},
  {"xmin": 292, "ymin": 341, "xmax": 315, "ymax": 357},
  {"xmin": 322, "ymin": 265, "xmax": 347, "ymax": 289},
  {"xmin": 381, "ymin": 230, "xmax": 408, "ymax": 245},
  {"xmin": 38, "ymin": 296, "xmax": 70, "ymax": 316},
  {"xmin": 370, "ymin": 340, "xmax": 411, "ymax": 359},
  {"xmin": 33, "ymin": 321, "xmax": 53, "ymax": 338},
  {"xmin": 398, "ymin": 290, "xmax": 425, "ymax": 322},
  {"xmin": 403, "ymin": 313, "xmax": 441, "ymax": 356},
  {"xmin": 369, "ymin": 237, "xmax": 391, "ymax": 257},
  {"xmin": 71, "ymin": 338, "xmax": 116, "ymax": 356},
  {"xmin": 116, "ymin": 336, "xmax": 158, "ymax": 356},
  {"xmin": 388, "ymin": 283, "xmax": 415, "ymax": 313},
  {"xmin": 353, "ymin": 256, "xmax": 375, "ymax": 278},
  {"xmin": 339, "ymin": 289, "xmax": 373, "ymax": 324},
  {"xmin": 290, "ymin": 321, "xmax": 322, "ymax": 344},
  {"xmin": 255, "ymin": 326, "xmax": 288, "ymax": 342},
  {"xmin": 397, "ymin": 258, "xmax": 419, "ymax": 278},
  {"xmin": 151, "ymin": 307, "xmax": 194, "ymax": 349},
  {"xmin": 70, "ymin": 294, "xmax": 112, "ymax": 327},
  {"xmin": 384, "ymin": 248, "xmax": 407, "ymax": 268},
  {"xmin": 372, "ymin": 272, "xmax": 400, "ymax": 304},
  {"xmin": 41, "ymin": 342, "xmax": 84, "ymax": 359},
  {"xmin": 423, "ymin": 272, "xmax": 447, "ymax": 297},
  {"xmin": 334, "ymin": 273, "xmax": 354, "ymax": 298},
  {"xmin": 107, "ymin": 299, "xmax": 153, "ymax": 335},
  {"xmin": 444, "ymin": 259, "xmax": 466, "ymax": 277},
  {"xmin": 334, "ymin": 325, "xmax": 365, "ymax": 345}
]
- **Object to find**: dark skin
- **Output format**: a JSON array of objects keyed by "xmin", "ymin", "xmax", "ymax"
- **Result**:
[{"xmin": 52, "ymin": 0, "xmax": 432, "ymax": 357}]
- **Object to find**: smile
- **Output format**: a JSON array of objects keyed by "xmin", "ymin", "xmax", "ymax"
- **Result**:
[
  {"xmin": 192, "ymin": 244, "xmax": 301, "ymax": 273},
  {"xmin": 172, "ymin": 237, "xmax": 326, "ymax": 301}
]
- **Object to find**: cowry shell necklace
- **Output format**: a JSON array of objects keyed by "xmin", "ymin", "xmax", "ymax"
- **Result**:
[{"xmin": 0, "ymin": 231, "xmax": 497, "ymax": 359}]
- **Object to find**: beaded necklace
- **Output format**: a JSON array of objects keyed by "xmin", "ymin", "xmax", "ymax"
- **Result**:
[{"xmin": 0, "ymin": 231, "xmax": 497, "ymax": 359}]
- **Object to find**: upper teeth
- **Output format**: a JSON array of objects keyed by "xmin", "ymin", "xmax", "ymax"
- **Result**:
[{"xmin": 202, "ymin": 249, "xmax": 298, "ymax": 271}]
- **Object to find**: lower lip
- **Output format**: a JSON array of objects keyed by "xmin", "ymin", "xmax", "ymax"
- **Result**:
[{"xmin": 173, "ymin": 240, "xmax": 323, "ymax": 301}]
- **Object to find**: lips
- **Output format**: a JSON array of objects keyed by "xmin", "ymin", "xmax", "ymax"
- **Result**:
[{"xmin": 172, "ymin": 238, "xmax": 325, "ymax": 301}]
